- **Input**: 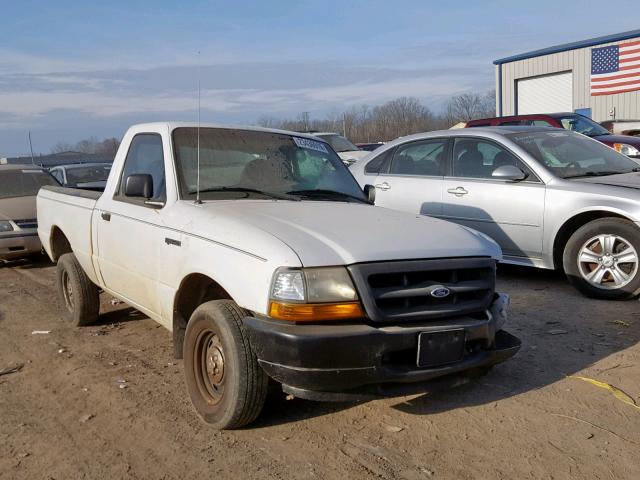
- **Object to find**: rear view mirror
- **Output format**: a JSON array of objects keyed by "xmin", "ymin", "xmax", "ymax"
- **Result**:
[
  {"xmin": 491, "ymin": 165, "xmax": 527, "ymax": 182},
  {"xmin": 363, "ymin": 184, "xmax": 376, "ymax": 203},
  {"xmin": 125, "ymin": 174, "xmax": 153, "ymax": 198}
]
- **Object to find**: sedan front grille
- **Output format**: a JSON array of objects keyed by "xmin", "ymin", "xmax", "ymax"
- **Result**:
[{"xmin": 348, "ymin": 257, "xmax": 495, "ymax": 323}]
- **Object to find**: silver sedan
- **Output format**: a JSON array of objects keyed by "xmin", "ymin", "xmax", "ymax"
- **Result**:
[{"xmin": 351, "ymin": 126, "xmax": 640, "ymax": 299}]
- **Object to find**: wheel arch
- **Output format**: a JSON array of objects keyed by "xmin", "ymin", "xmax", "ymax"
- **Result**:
[
  {"xmin": 50, "ymin": 226, "xmax": 72, "ymax": 262},
  {"xmin": 552, "ymin": 210, "xmax": 632, "ymax": 270},
  {"xmin": 172, "ymin": 273, "xmax": 233, "ymax": 359}
]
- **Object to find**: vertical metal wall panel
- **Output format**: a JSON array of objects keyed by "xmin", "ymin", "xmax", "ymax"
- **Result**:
[{"xmin": 497, "ymin": 34, "xmax": 640, "ymax": 121}]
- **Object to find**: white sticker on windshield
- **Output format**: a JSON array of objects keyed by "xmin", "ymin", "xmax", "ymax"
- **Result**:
[{"xmin": 293, "ymin": 137, "xmax": 329, "ymax": 154}]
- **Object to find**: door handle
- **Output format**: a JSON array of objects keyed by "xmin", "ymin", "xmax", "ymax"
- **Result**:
[
  {"xmin": 165, "ymin": 237, "xmax": 181, "ymax": 247},
  {"xmin": 375, "ymin": 182, "xmax": 391, "ymax": 191},
  {"xmin": 100, "ymin": 212, "xmax": 111, "ymax": 221},
  {"xmin": 447, "ymin": 187, "xmax": 469, "ymax": 197}
]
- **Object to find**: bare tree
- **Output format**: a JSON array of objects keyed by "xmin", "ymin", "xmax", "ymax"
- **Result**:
[{"xmin": 50, "ymin": 136, "xmax": 120, "ymax": 155}]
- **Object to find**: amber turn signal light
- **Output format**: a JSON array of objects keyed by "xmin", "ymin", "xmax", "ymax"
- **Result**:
[{"xmin": 268, "ymin": 301, "xmax": 365, "ymax": 322}]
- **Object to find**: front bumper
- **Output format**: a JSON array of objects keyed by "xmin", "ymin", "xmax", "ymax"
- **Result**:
[
  {"xmin": 0, "ymin": 231, "xmax": 42, "ymax": 260},
  {"xmin": 244, "ymin": 294, "xmax": 521, "ymax": 401}
]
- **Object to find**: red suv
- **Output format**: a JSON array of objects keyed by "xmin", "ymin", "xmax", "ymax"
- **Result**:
[{"xmin": 466, "ymin": 112, "xmax": 640, "ymax": 159}]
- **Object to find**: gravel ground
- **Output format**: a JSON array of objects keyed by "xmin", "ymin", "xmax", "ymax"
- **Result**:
[{"xmin": 1, "ymin": 257, "xmax": 639, "ymax": 480}]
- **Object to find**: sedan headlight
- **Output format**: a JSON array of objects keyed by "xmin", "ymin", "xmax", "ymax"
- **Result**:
[
  {"xmin": 269, "ymin": 267, "xmax": 363, "ymax": 321},
  {"xmin": 0, "ymin": 220, "xmax": 14, "ymax": 232},
  {"xmin": 613, "ymin": 143, "xmax": 640, "ymax": 157}
]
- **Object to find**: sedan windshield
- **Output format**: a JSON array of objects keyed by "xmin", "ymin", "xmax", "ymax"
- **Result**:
[
  {"xmin": 0, "ymin": 169, "xmax": 59, "ymax": 199},
  {"xmin": 65, "ymin": 165, "xmax": 111, "ymax": 185},
  {"xmin": 508, "ymin": 131, "xmax": 639, "ymax": 179},
  {"xmin": 556, "ymin": 115, "xmax": 610, "ymax": 137},
  {"xmin": 317, "ymin": 134, "xmax": 360, "ymax": 153},
  {"xmin": 172, "ymin": 128, "xmax": 366, "ymax": 201}
]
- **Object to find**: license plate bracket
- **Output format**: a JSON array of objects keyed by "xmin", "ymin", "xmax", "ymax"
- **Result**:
[{"xmin": 417, "ymin": 329, "xmax": 466, "ymax": 368}]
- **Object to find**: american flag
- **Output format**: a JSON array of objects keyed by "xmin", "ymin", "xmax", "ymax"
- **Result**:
[{"xmin": 591, "ymin": 40, "xmax": 640, "ymax": 96}]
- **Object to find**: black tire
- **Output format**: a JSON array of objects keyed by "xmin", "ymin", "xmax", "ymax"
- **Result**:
[
  {"xmin": 563, "ymin": 218, "xmax": 640, "ymax": 300},
  {"xmin": 55, "ymin": 253, "xmax": 100, "ymax": 326},
  {"xmin": 183, "ymin": 300, "xmax": 268, "ymax": 429}
]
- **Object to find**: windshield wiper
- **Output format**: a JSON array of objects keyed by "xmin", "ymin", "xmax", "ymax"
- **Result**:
[
  {"xmin": 564, "ymin": 171, "xmax": 623, "ymax": 179},
  {"xmin": 190, "ymin": 187, "xmax": 299, "ymax": 201},
  {"xmin": 287, "ymin": 189, "xmax": 369, "ymax": 203}
]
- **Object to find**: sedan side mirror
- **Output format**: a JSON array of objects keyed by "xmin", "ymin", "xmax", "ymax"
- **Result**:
[
  {"xmin": 363, "ymin": 184, "xmax": 376, "ymax": 203},
  {"xmin": 125, "ymin": 174, "xmax": 153, "ymax": 198},
  {"xmin": 491, "ymin": 165, "xmax": 527, "ymax": 182}
]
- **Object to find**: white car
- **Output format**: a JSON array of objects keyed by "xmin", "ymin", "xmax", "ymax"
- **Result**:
[
  {"xmin": 37, "ymin": 122, "xmax": 519, "ymax": 428},
  {"xmin": 310, "ymin": 132, "xmax": 369, "ymax": 166}
]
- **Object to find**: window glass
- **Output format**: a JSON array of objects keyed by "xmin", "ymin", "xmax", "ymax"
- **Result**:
[
  {"xmin": 66, "ymin": 165, "xmax": 111, "ymax": 185},
  {"xmin": 364, "ymin": 148, "xmax": 393, "ymax": 174},
  {"xmin": 467, "ymin": 122, "xmax": 491, "ymax": 127},
  {"xmin": 50, "ymin": 169, "xmax": 64, "ymax": 183},
  {"xmin": 172, "ymin": 128, "xmax": 365, "ymax": 201},
  {"xmin": 508, "ymin": 131, "xmax": 639, "ymax": 179},
  {"xmin": 531, "ymin": 120, "xmax": 553, "ymax": 127},
  {"xmin": 452, "ymin": 138, "xmax": 533, "ymax": 179},
  {"xmin": 316, "ymin": 134, "xmax": 359, "ymax": 153},
  {"xmin": 118, "ymin": 134, "xmax": 166, "ymax": 201},
  {"xmin": 499, "ymin": 120, "xmax": 525, "ymax": 126},
  {"xmin": 557, "ymin": 115, "xmax": 609, "ymax": 137},
  {"xmin": 0, "ymin": 169, "xmax": 59, "ymax": 199},
  {"xmin": 389, "ymin": 139, "xmax": 446, "ymax": 176}
]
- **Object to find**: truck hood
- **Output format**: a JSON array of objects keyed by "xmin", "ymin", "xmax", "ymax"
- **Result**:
[
  {"xmin": 197, "ymin": 201, "xmax": 501, "ymax": 266},
  {"xmin": 0, "ymin": 196, "xmax": 37, "ymax": 221},
  {"xmin": 574, "ymin": 172, "xmax": 640, "ymax": 189}
]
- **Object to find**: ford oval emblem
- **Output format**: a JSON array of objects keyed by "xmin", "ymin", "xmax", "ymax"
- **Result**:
[{"xmin": 430, "ymin": 286, "xmax": 451, "ymax": 298}]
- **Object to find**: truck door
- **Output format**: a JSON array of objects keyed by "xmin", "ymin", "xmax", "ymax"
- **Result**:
[{"xmin": 95, "ymin": 133, "xmax": 170, "ymax": 317}]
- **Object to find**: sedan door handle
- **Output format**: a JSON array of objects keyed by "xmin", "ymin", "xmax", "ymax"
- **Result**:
[
  {"xmin": 100, "ymin": 212, "xmax": 111, "ymax": 221},
  {"xmin": 447, "ymin": 186, "xmax": 469, "ymax": 197},
  {"xmin": 375, "ymin": 182, "xmax": 391, "ymax": 191}
]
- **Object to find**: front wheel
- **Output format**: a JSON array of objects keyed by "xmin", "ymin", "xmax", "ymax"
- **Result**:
[
  {"xmin": 563, "ymin": 218, "xmax": 640, "ymax": 300},
  {"xmin": 183, "ymin": 300, "xmax": 268, "ymax": 429}
]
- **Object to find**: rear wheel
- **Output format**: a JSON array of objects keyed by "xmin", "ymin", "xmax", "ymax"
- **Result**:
[
  {"xmin": 55, "ymin": 253, "xmax": 100, "ymax": 325},
  {"xmin": 563, "ymin": 218, "xmax": 640, "ymax": 300},
  {"xmin": 183, "ymin": 300, "xmax": 268, "ymax": 429}
]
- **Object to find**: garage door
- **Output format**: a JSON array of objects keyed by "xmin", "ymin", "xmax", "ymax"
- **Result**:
[{"xmin": 517, "ymin": 72, "xmax": 573, "ymax": 114}]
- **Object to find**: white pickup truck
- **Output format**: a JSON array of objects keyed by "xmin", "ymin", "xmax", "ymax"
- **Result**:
[{"xmin": 37, "ymin": 122, "xmax": 520, "ymax": 428}]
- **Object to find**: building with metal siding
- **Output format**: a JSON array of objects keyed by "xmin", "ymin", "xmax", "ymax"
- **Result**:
[{"xmin": 494, "ymin": 29, "xmax": 640, "ymax": 122}]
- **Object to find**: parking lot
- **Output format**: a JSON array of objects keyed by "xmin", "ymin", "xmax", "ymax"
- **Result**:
[{"xmin": 1, "ymin": 257, "xmax": 638, "ymax": 480}]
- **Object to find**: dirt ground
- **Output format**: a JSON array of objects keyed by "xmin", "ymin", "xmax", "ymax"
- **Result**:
[{"xmin": 1, "ymin": 257, "xmax": 639, "ymax": 480}]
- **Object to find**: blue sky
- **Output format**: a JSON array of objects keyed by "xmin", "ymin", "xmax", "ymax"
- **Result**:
[{"xmin": 1, "ymin": 0, "xmax": 638, "ymax": 156}]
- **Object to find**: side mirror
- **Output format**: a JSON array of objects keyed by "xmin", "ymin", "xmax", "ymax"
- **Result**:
[
  {"xmin": 364, "ymin": 184, "xmax": 376, "ymax": 203},
  {"xmin": 491, "ymin": 165, "xmax": 527, "ymax": 182},
  {"xmin": 125, "ymin": 174, "xmax": 153, "ymax": 198}
]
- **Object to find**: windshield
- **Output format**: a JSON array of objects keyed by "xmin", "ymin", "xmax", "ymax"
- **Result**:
[
  {"xmin": 0, "ymin": 169, "xmax": 59, "ymax": 199},
  {"xmin": 172, "ymin": 128, "xmax": 366, "ymax": 201},
  {"xmin": 317, "ymin": 134, "xmax": 359, "ymax": 153},
  {"xmin": 65, "ymin": 165, "xmax": 111, "ymax": 185},
  {"xmin": 508, "ymin": 131, "xmax": 639, "ymax": 179},
  {"xmin": 556, "ymin": 115, "xmax": 609, "ymax": 137}
]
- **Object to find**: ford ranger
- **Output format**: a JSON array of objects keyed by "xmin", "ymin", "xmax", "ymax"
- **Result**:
[{"xmin": 37, "ymin": 122, "xmax": 521, "ymax": 429}]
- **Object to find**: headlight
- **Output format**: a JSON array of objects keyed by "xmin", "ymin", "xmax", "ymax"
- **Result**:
[
  {"xmin": 269, "ymin": 267, "xmax": 363, "ymax": 321},
  {"xmin": 613, "ymin": 143, "xmax": 640, "ymax": 156},
  {"xmin": 0, "ymin": 220, "xmax": 14, "ymax": 232}
]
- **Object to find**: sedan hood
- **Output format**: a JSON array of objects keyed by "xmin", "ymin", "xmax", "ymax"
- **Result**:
[
  {"xmin": 337, "ymin": 150, "xmax": 369, "ymax": 161},
  {"xmin": 593, "ymin": 133, "xmax": 640, "ymax": 147},
  {"xmin": 575, "ymin": 172, "xmax": 640, "ymax": 189},
  {"xmin": 0, "ymin": 196, "xmax": 37, "ymax": 221},
  {"xmin": 198, "ymin": 201, "xmax": 501, "ymax": 266}
]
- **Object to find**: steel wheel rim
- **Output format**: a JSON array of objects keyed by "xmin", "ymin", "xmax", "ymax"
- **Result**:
[
  {"xmin": 193, "ymin": 330, "xmax": 225, "ymax": 405},
  {"xmin": 577, "ymin": 234, "xmax": 638, "ymax": 290},
  {"xmin": 61, "ymin": 270, "xmax": 75, "ymax": 312}
]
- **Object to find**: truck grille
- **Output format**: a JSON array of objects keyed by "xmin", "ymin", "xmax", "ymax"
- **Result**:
[
  {"xmin": 13, "ymin": 218, "xmax": 38, "ymax": 230},
  {"xmin": 14, "ymin": 219, "xmax": 38, "ymax": 230},
  {"xmin": 347, "ymin": 257, "xmax": 495, "ymax": 323}
]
